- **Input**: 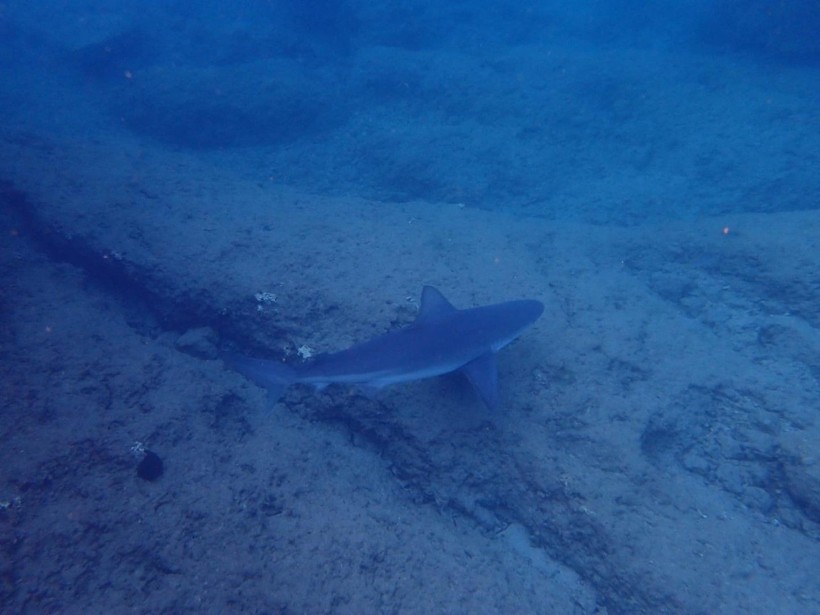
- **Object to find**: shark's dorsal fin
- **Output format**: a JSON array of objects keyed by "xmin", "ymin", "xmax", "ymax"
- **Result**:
[{"xmin": 416, "ymin": 286, "xmax": 457, "ymax": 324}]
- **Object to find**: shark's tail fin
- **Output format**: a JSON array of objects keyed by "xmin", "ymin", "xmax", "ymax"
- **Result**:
[{"xmin": 223, "ymin": 353, "xmax": 297, "ymax": 405}]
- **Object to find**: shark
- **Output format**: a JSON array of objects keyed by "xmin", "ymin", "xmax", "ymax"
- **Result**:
[{"xmin": 226, "ymin": 286, "xmax": 544, "ymax": 409}]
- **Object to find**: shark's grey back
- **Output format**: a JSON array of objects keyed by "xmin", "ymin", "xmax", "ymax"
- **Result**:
[{"xmin": 227, "ymin": 286, "xmax": 544, "ymax": 409}]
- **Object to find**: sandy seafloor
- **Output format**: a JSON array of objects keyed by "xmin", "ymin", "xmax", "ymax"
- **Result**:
[
  {"xmin": 1, "ymin": 5, "xmax": 820, "ymax": 615},
  {"xmin": 3, "ymin": 139, "xmax": 819, "ymax": 613}
]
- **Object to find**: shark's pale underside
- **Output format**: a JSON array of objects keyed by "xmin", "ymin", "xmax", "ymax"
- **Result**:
[{"xmin": 227, "ymin": 286, "xmax": 544, "ymax": 409}]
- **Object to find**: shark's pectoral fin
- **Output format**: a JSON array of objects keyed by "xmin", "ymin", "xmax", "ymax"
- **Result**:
[{"xmin": 460, "ymin": 352, "xmax": 500, "ymax": 410}]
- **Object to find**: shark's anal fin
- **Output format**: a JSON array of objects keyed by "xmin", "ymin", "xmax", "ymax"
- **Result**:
[
  {"xmin": 354, "ymin": 383, "xmax": 382, "ymax": 399},
  {"xmin": 460, "ymin": 352, "xmax": 500, "ymax": 410}
]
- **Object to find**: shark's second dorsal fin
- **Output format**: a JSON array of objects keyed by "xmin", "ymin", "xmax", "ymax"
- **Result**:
[{"xmin": 416, "ymin": 286, "xmax": 457, "ymax": 324}]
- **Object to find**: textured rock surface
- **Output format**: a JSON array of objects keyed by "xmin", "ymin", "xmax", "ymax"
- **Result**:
[{"xmin": 2, "ymin": 134, "xmax": 818, "ymax": 612}]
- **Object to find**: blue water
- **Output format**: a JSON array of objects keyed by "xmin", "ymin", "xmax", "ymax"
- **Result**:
[
  {"xmin": 1, "ymin": 2, "xmax": 819, "ymax": 613},
  {"xmin": 2, "ymin": 1, "xmax": 819, "ymax": 223}
]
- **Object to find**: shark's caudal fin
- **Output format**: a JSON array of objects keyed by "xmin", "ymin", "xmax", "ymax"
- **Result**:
[{"xmin": 223, "ymin": 353, "xmax": 296, "ymax": 404}]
